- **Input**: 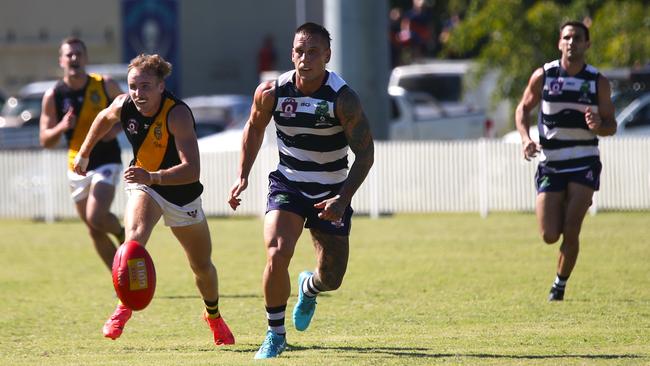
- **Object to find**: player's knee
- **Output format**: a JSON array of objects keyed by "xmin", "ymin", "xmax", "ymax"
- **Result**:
[
  {"xmin": 560, "ymin": 240, "xmax": 579, "ymax": 253},
  {"xmin": 87, "ymin": 226, "xmax": 105, "ymax": 241},
  {"xmin": 541, "ymin": 231, "xmax": 561, "ymax": 244},
  {"xmin": 85, "ymin": 212, "xmax": 105, "ymax": 231},
  {"xmin": 190, "ymin": 260, "xmax": 215, "ymax": 279},
  {"xmin": 266, "ymin": 247, "xmax": 291, "ymax": 271}
]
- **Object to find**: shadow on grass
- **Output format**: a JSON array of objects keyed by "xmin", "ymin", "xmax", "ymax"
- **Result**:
[
  {"xmin": 156, "ymin": 293, "xmax": 261, "ymax": 300},
  {"xmin": 220, "ymin": 344, "xmax": 645, "ymax": 360},
  {"xmin": 157, "ymin": 292, "xmax": 331, "ymax": 300}
]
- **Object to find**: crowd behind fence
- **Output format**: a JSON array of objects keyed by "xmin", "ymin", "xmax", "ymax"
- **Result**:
[{"xmin": 1, "ymin": 138, "xmax": 649, "ymax": 222}]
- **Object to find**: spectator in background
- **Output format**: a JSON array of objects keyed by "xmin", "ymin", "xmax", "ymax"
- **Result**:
[
  {"xmin": 389, "ymin": 7, "xmax": 404, "ymax": 67},
  {"xmin": 439, "ymin": 13, "xmax": 460, "ymax": 47},
  {"xmin": 404, "ymin": 0, "xmax": 434, "ymax": 56},
  {"xmin": 257, "ymin": 35, "xmax": 277, "ymax": 74},
  {"xmin": 398, "ymin": 16, "xmax": 423, "ymax": 64}
]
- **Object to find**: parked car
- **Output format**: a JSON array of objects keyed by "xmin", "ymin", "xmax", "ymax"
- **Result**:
[
  {"xmin": 389, "ymin": 59, "xmax": 509, "ymax": 136},
  {"xmin": 616, "ymin": 92, "xmax": 650, "ymax": 136},
  {"xmin": 0, "ymin": 88, "xmax": 6, "ymax": 110},
  {"xmin": 502, "ymin": 92, "xmax": 650, "ymax": 143},
  {"xmin": 388, "ymin": 86, "xmax": 490, "ymax": 140},
  {"xmin": 183, "ymin": 94, "xmax": 252, "ymax": 139},
  {"xmin": 0, "ymin": 80, "xmax": 57, "ymax": 128}
]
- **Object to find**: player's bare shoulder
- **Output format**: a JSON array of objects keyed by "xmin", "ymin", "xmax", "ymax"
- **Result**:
[
  {"xmin": 103, "ymin": 93, "xmax": 128, "ymax": 121},
  {"xmin": 336, "ymin": 87, "xmax": 373, "ymax": 151},
  {"xmin": 336, "ymin": 87, "xmax": 364, "ymax": 126},
  {"xmin": 255, "ymin": 80, "xmax": 276, "ymax": 109}
]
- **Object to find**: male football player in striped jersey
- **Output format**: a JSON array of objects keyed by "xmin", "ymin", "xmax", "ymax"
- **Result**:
[
  {"xmin": 228, "ymin": 22, "xmax": 374, "ymax": 359},
  {"xmin": 515, "ymin": 21, "xmax": 616, "ymax": 301}
]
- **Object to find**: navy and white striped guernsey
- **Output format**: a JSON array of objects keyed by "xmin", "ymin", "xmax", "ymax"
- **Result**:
[
  {"xmin": 538, "ymin": 59, "xmax": 601, "ymax": 173},
  {"xmin": 272, "ymin": 70, "xmax": 349, "ymax": 199}
]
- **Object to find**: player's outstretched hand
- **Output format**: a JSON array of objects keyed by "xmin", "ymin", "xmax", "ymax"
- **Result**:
[
  {"xmin": 314, "ymin": 195, "xmax": 345, "ymax": 222},
  {"xmin": 585, "ymin": 106, "xmax": 602, "ymax": 131},
  {"xmin": 228, "ymin": 178, "xmax": 248, "ymax": 210},
  {"xmin": 522, "ymin": 139, "xmax": 540, "ymax": 161}
]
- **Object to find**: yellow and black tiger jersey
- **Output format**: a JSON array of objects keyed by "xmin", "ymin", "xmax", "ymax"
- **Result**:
[
  {"xmin": 120, "ymin": 90, "xmax": 203, "ymax": 206},
  {"xmin": 53, "ymin": 73, "xmax": 121, "ymax": 171}
]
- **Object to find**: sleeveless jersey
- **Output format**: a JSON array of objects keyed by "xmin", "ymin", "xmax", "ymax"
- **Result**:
[
  {"xmin": 273, "ymin": 70, "xmax": 349, "ymax": 199},
  {"xmin": 120, "ymin": 90, "xmax": 203, "ymax": 206},
  {"xmin": 53, "ymin": 73, "xmax": 121, "ymax": 171},
  {"xmin": 538, "ymin": 60, "xmax": 600, "ymax": 173}
]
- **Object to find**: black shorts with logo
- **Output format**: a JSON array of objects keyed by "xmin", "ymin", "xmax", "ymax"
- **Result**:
[
  {"xmin": 266, "ymin": 170, "xmax": 353, "ymax": 236},
  {"xmin": 535, "ymin": 161, "xmax": 602, "ymax": 193}
]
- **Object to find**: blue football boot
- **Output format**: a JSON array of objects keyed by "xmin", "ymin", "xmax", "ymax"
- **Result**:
[
  {"xmin": 292, "ymin": 271, "xmax": 317, "ymax": 331},
  {"xmin": 254, "ymin": 330, "xmax": 287, "ymax": 359}
]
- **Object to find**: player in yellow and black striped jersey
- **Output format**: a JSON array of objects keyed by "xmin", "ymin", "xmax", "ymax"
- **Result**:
[
  {"xmin": 39, "ymin": 37, "xmax": 125, "ymax": 271},
  {"xmin": 72, "ymin": 54, "xmax": 234, "ymax": 345}
]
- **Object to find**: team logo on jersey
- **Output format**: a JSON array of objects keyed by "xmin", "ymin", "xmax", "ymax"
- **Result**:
[
  {"xmin": 90, "ymin": 90, "xmax": 101, "ymax": 105},
  {"xmin": 585, "ymin": 170, "xmax": 594, "ymax": 181},
  {"xmin": 548, "ymin": 78, "xmax": 564, "ymax": 95},
  {"xmin": 314, "ymin": 100, "xmax": 331, "ymax": 126},
  {"xmin": 331, "ymin": 218, "xmax": 344, "ymax": 229},
  {"xmin": 186, "ymin": 210, "xmax": 198, "ymax": 218},
  {"xmin": 154, "ymin": 123, "xmax": 162, "ymax": 140},
  {"xmin": 578, "ymin": 81, "xmax": 591, "ymax": 103},
  {"xmin": 126, "ymin": 119, "xmax": 139, "ymax": 135},
  {"xmin": 280, "ymin": 98, "xmax": 297, "ymax": 118}
]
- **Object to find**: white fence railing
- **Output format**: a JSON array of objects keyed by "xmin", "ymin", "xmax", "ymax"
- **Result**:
[{"xmin": 1, "ymin": 138, "xmax": 648, "ymax": 220}]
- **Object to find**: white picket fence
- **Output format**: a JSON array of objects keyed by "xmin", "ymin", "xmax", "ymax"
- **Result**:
[{"xmin": 1, "ymin": 138, "xmax": 649, "ymax": 221}]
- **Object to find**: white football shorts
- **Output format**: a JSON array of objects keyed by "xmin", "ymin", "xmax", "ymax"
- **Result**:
[
  {"xmin": 67, "ymin": 163, "xmax": 122, "ymax": 202},
  {"xmin": 125, "ymin": 183, "xmax": 205, "ymax": 227}
]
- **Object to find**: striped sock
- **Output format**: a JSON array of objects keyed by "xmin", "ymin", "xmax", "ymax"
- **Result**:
[
  {"xmin": 302, "ymin": 274, "xmax": 322, "ymax": 298},
  {"xmin": 266, "ymin": 305, "xmax": 286, "ymax": 335},
  {"xmin": 204, "ymin": 299, "xmax": 220, "ymax": 319},
  {"xmin": 552, "ymin": 274, "xmax": 569, "ymax": 291}
]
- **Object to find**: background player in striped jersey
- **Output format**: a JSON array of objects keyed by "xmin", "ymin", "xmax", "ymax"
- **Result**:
[
  {"xmin": 514, "ymin": 21, "xmax": 616, "ymax": 301},
  {"xmin": 228, "ymin": 22, "xmax": 374, "ymax": 358}
]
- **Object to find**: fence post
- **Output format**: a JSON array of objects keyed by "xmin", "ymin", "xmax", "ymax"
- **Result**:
[
  {"xmin": 478, "ymin": 139, "xmax": 489, "ymax": 218},
  {"xmin": 42, "ymin": 150, "xmax": 56, "ymax": 223}
]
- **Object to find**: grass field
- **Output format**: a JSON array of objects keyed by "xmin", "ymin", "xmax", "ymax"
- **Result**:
[{"xmin": 1, "ymin": 212, "xmax": 649, "ymax": 365}]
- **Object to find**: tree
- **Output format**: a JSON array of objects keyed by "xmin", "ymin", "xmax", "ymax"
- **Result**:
[{"xmin": 442, "ymin": 0, "xmax": 650, "ymax": 125}]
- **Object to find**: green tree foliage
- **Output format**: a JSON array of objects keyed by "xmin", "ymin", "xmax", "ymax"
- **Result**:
[{"xmin": 443, "ymin": 0, "xmax": 650, "ymax": 107}]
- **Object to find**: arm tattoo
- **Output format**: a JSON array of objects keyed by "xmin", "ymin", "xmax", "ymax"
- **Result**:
[{"xmin": 336, "ymin": 88, "xmax": 375, "ymax": 203}]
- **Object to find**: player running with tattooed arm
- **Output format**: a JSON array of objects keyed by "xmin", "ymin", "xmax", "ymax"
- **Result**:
[{"xmin": 228, "ymin": 22, "xmax": 375, "ymax": 359}]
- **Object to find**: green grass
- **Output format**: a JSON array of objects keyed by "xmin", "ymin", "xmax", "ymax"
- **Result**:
[{"xmin": 1, "ymin": 212, "xmax": 649, "ymax": 365}]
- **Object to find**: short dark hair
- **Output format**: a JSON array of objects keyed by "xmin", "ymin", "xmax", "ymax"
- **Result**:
[
  {"xmin": 60, "ymin": 37, "xmax": 87, "ymax": 54},
  {"xmin": 560, "ymin": 21, "xmax": 589, "ymax": 41},
  {"xmin": 295, "ymin": 22, "xmax": 331, "ymax": 48}
]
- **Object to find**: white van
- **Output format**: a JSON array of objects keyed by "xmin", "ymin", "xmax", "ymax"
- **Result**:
[{"xmin": 389, "ymin": 59, "xmax": 510, "ymax": 137}]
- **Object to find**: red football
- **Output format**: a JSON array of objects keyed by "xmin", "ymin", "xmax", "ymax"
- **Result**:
[{"xmin": 112, "ymin": 240, "xmax": 156, "ymax": 311}]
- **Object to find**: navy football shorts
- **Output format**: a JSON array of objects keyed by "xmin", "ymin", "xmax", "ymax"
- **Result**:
[
  {"xmin": 266, "ymin": 170, "xmax": 353, "ymax": 236},
  {"xmin": 535, "ymin": 161, "xmax": 602, "ymax": 193}
]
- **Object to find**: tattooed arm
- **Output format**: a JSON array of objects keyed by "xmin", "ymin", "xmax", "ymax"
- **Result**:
[{"xmin": 314, "ymin": 87, "xmax": 375, "ymax": 221}]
